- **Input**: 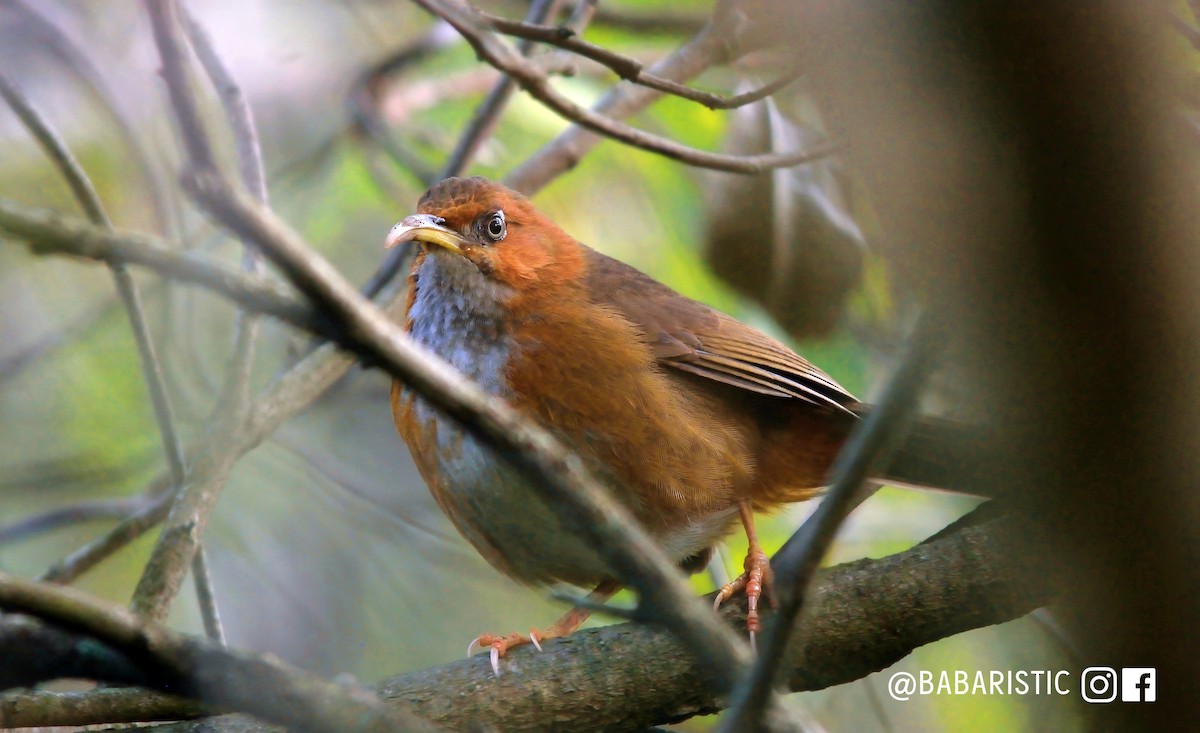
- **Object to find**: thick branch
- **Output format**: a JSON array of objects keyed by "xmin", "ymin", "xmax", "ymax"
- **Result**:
[
  {"xmin": 15, "ymin": 517, "xmax": 1051, "ymax": 732},
  {"xmin": 0, "ymin": 575, "xmax": 445, "ymax": 733}
]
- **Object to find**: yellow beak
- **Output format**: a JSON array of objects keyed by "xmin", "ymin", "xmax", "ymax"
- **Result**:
[{"xmin": 384, "ymin": 214, "xmax": 467, "ymax": 254}]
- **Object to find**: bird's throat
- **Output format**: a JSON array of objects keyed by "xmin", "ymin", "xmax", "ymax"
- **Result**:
[{"xmin": 406, "ymin": 251, "xmax": 516, "ymax": 396}]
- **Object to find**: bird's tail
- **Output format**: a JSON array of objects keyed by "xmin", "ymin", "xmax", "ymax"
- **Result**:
[{"xmin": 852, "ymin": 406, "xmax": 994, "ymax": 494}]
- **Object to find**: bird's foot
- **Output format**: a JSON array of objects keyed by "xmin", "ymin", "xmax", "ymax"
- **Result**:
[
  {"xmin": 467, "ymin": 629, "xmax": 546, "ymax": 676},
  {"xmin": 466, "ymin": 581, "xmax": 620, "ymax": 676},
  {"xmin": 713, "ymin": 542, "xmax": 775, "ymax": 651}
]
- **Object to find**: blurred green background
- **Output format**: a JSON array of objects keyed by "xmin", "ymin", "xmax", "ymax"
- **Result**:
[{"xmin": 0, "ymin": 1, "xmax": 1079, "ymax": 730}]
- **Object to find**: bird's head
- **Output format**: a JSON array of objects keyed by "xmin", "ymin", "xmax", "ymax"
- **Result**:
[{"xmin": 385, "ymin": 177, "xmax": 584, "ymax": 295}]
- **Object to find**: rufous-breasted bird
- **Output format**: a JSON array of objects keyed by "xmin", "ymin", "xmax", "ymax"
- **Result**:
[{"xmin": 386, "ymin": 177, "xmax": 958, "ymax": 674}]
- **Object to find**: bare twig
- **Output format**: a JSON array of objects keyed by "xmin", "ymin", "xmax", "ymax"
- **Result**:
[
  {"xmin": 483, "ymin": 13, "xmax": 800, "ymax": 110},
  {"xmin": 182, "ymin": 7, "xmax": 269, "ymax": 209},
  {"xmin": 413, "ymin": 0, "xmax": 836, "ymax": 175},
  {"xmin": 128, "ymin": 0, "xmax": 256, "ymax": 624},
  {"xmin": 38, "ymin": 486, "xmax": 173, "ymax": 584},
  {"xmin": 0, "ymin": 573, "xmax": 447, "ymax": 733},
  {"xmin": 495, "ymin": 0, "xmax": 706, "ymax": 35},
  {"xmin": 362, "ymin": 0, "xmax": 561, "ymax": 311},
  {"xmin": 720, "ymin": 316, "xmax": 943, "ymax": 733},
  {"xmin": 0, "ymin": 72, "xmax": 187, "ymax": 480},
  {"xmin": 191, "ymin": 545, "xmax": 226, "ymax": 644},
  {"xmin": 0, "ymin": 496, "xmax": 153, "ymax": 546}
]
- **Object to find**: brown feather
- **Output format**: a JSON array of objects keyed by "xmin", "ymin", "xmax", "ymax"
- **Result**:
[{"xmin": 582, "ymin": 248, "xmax": 857, "ymax": 413}]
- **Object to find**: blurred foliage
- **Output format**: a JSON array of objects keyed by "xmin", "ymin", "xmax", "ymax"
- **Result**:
[{"xmin": 0, "ymin": 1, "xmax": 1076, "ymax": 731}]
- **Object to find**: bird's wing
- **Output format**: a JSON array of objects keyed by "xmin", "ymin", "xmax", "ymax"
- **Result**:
[{"xmin": 583, "ymin": 248, "xmax": 856, "ymax": 413}]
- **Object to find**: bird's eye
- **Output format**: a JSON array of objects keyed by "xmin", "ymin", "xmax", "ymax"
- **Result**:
[{"xmin": 484, "ymin": 211, "xmax": 506, "ymax": 242}]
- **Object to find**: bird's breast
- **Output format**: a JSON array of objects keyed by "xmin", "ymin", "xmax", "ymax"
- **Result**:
[{"xmin": 401, "ymin": 253, "xmax": 614, "ymax": 585}]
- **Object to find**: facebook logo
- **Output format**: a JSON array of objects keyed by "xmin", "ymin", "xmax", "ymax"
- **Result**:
[{"xmin": 1121, "ymin": 668, "xmax": 1156, "ymax": 703}]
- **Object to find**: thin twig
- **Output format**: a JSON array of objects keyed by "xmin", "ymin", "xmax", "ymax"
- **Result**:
[
  {"xmin": 0, "ymin": 199, "xmax": 319, "ymax": 333},
  {"xmin": 414, "ymin": 0, "xmax": 836, "ymax": 175},
  {"xmin": 720, "ymin": 315, "xmax": 943, "ymax": 733},
  {"xmin": 495, "ymin": 0, "xmax": 706, "ymax": 35},
  {"xmin": 182, "ymin": 7, "xmax": 269, "ymax": 210},
  {"xmin": 0, "ymin": 73, "xmax": 188, "ymax": 482},
  {"xmin": 0, "ymin": 496, "xmax": 154, "ymax": 546},
  {"xmin": 362, "ymin": 0, "xmax": 560, "ymax": 315},
  {"xmin": 483, "ymin": 13, "xmax": 800, "ymax": 110},
  {"xmin": 0, "ymin": 573, "xmax": 448, "ymax": 733},
  {"xmin": 191, "ymin": 545, "xmax": 226, "ymax": 644},
  {"xmin": 39, "ymin": 486, "xmax": 173, "ymax": 584}
]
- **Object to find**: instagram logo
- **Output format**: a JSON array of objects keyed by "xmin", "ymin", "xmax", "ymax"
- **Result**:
[{"xmin": 1081, "ymin": 667, "xmax": 1118, "ymax": 703}]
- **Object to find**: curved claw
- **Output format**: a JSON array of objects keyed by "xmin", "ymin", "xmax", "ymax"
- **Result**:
[
  {"xmin": 713, "ymin": 574, "xmax": 748, "ymax": 612},
  {"xmin": 530, "ymin": 631, "xmax": 543, "ymax": 652},
  {"xmin": 467, "ymin": 637, "xmax": 482, "ymax": 657},
  {"xmin": 490, "ymin": 645, "xmax": 501, "ymax": 676}
]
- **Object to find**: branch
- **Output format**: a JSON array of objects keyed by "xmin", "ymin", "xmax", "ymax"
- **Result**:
[
  {"xmin": 483, "ymin": 13, "xmax": 799, "ymax": 110},
  {"xmin": 412, "ymin": 0, "xmax": 836, "ymax": 175},
  {"xmin": 503, "ymin": 2, "xmax": 749, "ymax": 193},
  {"xmin": 0, "ymin": 574, "xmax": 446, "ymax": 733},
  {"xmin": 0, "ymin": 199, "xmax": 321, "ymax": 344},
  {"xmin": 0, "ymin": 496, "xmax": 153, "ymax": 546},
  {"xmin": 6, "ymin": 518, "xmax": 1053, "ymax": 731}
]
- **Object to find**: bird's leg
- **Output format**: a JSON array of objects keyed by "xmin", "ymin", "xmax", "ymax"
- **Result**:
[
  {"xmin": 470, "ymin": 579, "xmax": 621, "ymax": 675},
  {"xmin": 712, "ymin": 500, "xmax": 774, "ymax": 649}
]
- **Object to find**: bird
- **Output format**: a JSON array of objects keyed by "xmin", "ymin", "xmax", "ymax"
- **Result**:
[{"xmin": 386, "ymin": 176, "xmax": 963, "ymax": 674}]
